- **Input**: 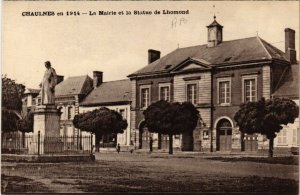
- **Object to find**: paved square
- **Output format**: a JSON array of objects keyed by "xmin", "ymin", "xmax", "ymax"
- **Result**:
[{"xmin": 1, "ymin": 152, "xmax": 298, "ymax": 193}]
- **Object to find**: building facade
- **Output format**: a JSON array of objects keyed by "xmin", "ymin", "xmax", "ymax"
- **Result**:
[
  {"xmin": 22, "ymin": 88, "xmax": 40, "ymax": 115},
  {"xmin": 128, "ymin": 50, "xmax": 183, "ymax": 150},
  {"xmin": 54, "ymin": 75, "xmax": 93, "ymax": 138},
  {"xmin": 128, "ymin": 17, "xmax": 299, "ymax": 153},
  {"xmin": 79, "ymin": 72, "xmax": 132, "ymax": 148},
  {"xmin": 273, "ymin": 63, "xmax": 299, "ymax": 153}
]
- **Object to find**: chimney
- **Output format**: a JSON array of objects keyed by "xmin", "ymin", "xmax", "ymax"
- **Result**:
[
  {"xmin": 56, "ymin": 75, "xmax": 64, "ymax": 85},
  {"xmin": 148, "ymin": 49, "xmax": 161, "ymax": 64},
  {"xmin": 285, "ymin": 28, "xmax": 297, "ymax": 64},
  {"xmin": 93, "ymin": 71, "xmax": 103, "ymax": 89}
]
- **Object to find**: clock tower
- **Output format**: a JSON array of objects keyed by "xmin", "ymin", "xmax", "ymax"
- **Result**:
[{"xmin": 207, "ymin": 16, "xmax": 223, "ymax": 47}]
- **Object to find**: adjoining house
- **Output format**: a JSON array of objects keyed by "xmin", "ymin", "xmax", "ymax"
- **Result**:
[
  {"xmin": 128, "ymin": 16, "xmax": 298, "ymax": 153},
  {"xmin": 54, "ymin": 75, "xmax": 93, "ymax": 137},
  {"xmin": 22, "ymin": 88, "xmax": 40, "ymax": 115},
  {"xmin": 79, "ymin": 71, "xmax": 132, "ymax": 148},
  {"xmin": 273, "ymin": 63, "xmax": 299, "ymax": 154}
]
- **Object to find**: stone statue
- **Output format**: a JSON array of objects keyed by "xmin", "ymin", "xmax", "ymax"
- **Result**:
[{"xmin": 41, "ymin": 61, "xmax": 57, "ymax": 105}]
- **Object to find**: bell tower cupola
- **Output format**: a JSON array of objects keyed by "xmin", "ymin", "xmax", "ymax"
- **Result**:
[{"xmin": 207, "ymin": 15, "xmax": 223, "ymax": 47}]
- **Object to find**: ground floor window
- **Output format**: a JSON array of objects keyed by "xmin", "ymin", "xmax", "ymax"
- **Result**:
[{"xmin": 277, "ymin": 128, "xmax": 287, "ymax": 145}]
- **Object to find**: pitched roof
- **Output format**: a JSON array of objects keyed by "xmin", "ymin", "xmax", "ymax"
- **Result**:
[
  {"xmin": 207, "ymin": 19, "xmax": 223, "ymax": 27},
  {"xmin": 128, "ymin": 36, "xmax": 287, "ymax": 77},
  {"xmin": 24, "ymin": 88, "xmax": 40, "ymax": 94},
  {"xmin": 80, "ymin": 79, "xmax": 131, "ymax": 106},
  {"xmin": 273, "ymin": 63, "xmax": 299, "ymax": 99},
  {"xmin": 55, "ymin": 75, "xmax": 92, "ymax": 96}
]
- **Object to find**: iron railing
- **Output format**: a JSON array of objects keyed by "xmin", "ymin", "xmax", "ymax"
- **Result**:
[{"xmin": 1, "ymin": 132, "xmax": 93, "ymax": 155}]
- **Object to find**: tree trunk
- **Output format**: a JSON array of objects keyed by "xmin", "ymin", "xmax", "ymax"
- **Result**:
[
  {"xmin": 22, "ymin": 131, "xmax": 25, "ymax": 148},
  {"xmin": 139, "ymin": 130, "xmax": 142, "ymax": 149},
  {"xmin": 158, "ymin": 133, "xmax": 162, "ymax": 150},
  {"xmin": 95, "ymin": 134, "xmax": 100, "ymax": 152},
  {"xmin": 79, "ymin": 131, "xmax": 83, "ymax": 150},
  {"xmin": 241, "ymin": 133, "xmax": 245, "ymax": 152},
  {"xmin": 169, "ymin": 134, "xmax": 173, "ymax": 155},
  {"xmin": 268, "ymin": 138, "xmax": 274, "ymax": 158}
]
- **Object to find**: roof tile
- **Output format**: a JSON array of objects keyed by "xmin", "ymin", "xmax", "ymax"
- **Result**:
[
  {"xmin": 273, "ymin": 64, "xmax": 299, "ymax": 98},
  {"xmin": 55, "ymin": 75, "xmax": 92, "ymax": 96},
  {"xmin": 129, "ymin": 37, "xmax": 286, "ymax": 76},
  {"xmin": 80, "ymin": 79, "xmax": 131, "ymax": 106}
]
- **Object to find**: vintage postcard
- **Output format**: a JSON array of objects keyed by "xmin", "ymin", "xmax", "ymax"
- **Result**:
[{"xmin": 1, "ymin": 1, "xmax": 299, "ymax": 193}]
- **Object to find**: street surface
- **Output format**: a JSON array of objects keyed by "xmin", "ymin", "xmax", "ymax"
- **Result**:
[{"xmin": 1, "ymin": 152, "xmax": 298, "ymax": 193}]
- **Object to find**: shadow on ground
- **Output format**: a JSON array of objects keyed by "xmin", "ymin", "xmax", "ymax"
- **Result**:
[
  {"xmin": 1, "ymin": 155, "xmax": 298, "ymax": 193},
  {"xmin": 1, "ymin": 174, "xmax": 53, "ymax": 193},
  {"xmin": 206, "ymin": 156, "xmax": 299, "ymax": 165}
]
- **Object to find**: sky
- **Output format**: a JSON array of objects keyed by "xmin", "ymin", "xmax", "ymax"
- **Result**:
[{"xmin": 2, "ymin": 1, "xmax": 299, "ymax": 89}]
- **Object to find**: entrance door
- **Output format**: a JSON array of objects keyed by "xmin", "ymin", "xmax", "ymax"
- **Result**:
[
  {"xmin": 217, "ymin": 119, "xmax": 232, "ymax": 151},
  {"xmin": 161, "ymin": 135, "xmax": 169, "ymax": 150},
  {"xmin": 142, "ymin": 127, "xmax": 150, "ymax": 149},
  {"xmin": 244, "ymin": 134, "xmax": 258, "ymax": 152}
]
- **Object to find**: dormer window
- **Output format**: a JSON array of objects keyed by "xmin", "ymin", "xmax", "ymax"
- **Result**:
[
  {"xmin": 224, "ymin": 57, "xmax": 232, "ymax": 62},
  {"xmin": 165, "ymin": 65, "xmax": 172, "ymax": 69}
]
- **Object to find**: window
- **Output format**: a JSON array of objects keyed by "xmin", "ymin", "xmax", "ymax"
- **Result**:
[
  {"xmin": 244, "ymin": 79, "xmax": 256, "ymax": 102},
  {"xmin": 159, "ymin": 85, "xmax": 170, "ymax": 101},
  {"xmin": 67, "ymin": 107, "xmax": 73, "ymax": 120},
  {"xmin": 203, "ymin": 130, "xmax": 209, "ymax": 140},
  {"xmin": 187, "ymin": 84, "xmax": 197, "ymax": 104},
  {"xmin": 32, "ymin": 99, "xmax": 36, "ymax": 106},
  {"xmin": 219, "ymin": 80, "xmax": 231, "ymax": 104},
  {"xmin": 277, "ymin": 129, "xmax": 287, "ymax": 145},
  {"xmin": 243, "ymin": 78, "xmax": 257, "ymax": 102},
  {"xmin": 141, "ymin": 87, "xmax": 150, "ymax": 108}
]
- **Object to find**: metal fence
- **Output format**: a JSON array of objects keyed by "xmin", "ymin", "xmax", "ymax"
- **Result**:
[{"xmin": 1, "ymin": 132, "xmax": 93, "ymax": 155}]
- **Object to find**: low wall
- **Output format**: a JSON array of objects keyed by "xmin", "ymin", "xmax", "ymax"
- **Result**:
[
  {"xmin": 274, "ymin": 147, "xmax": 299, "ymax": 155},
  {"xmin": 1, "ymin": 154, "xmax": 95, "ymax": 163}
]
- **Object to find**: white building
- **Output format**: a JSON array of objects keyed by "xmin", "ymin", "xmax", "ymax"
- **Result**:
[
  {"xmin": 273, "ymin": 63, "xmax": 299, "ymax": 154},
  {"xmin": 79, "ymin": 71, "xmax": 132, "ymax": 148}
]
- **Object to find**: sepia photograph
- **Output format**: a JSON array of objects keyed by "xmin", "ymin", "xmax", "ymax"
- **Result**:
[{"xmin": 1, "ymin": 1, "xmax": 299, "ymax": 193}]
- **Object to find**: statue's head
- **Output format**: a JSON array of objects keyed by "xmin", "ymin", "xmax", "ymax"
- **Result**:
[{"xmin": 45, "ymin": 61, "xmax": 51, "ymax": 69}]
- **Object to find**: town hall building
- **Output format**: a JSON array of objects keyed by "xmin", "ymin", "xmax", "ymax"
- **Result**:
[{"xmin": 128, "ymin": 16, "xmax": 298, "ymax": 153}]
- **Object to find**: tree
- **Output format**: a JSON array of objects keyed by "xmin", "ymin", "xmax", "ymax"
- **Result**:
[
  {"xmin": 17, "ymin": 111, "xmax": 34, "ymax": 133},
  {"xmin": 234, "ymin": 98, "xmax": 299, "ymax": 157},
  {"xmin": 73, "ymin": 107, "xmax": 128, "ymax": 152},
  {"xmin": 17, "ymin": 111, "xmax": 34, "ymax": 147},
  {"xmin": 2, "ymin": 75, "xmax": 25, "ymax": 111},
  {"xmin": 1, "ymin": 75, "xmax": 25, "ymax": 132},
  {"xmin": 1, "ymin": 109, "xmax": 20, "ymax": 133},
  {"xmin": 143, "ymin": 100, "xmax": 200, "ymax": 154}
]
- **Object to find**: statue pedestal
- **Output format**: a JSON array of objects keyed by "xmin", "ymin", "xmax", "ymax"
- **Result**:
[{"xmin": 29, "ymin": 105, "xmax": 61, "ymax": 155}]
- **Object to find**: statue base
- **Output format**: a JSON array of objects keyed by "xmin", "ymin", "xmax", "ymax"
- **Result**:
[
  {"xmin": 29, "ymin": 105, "xmax": 62, "ymax": 155},
  {"xmin": 33, "ymin": 105, "xmax": 61, "ymax": 136}
]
